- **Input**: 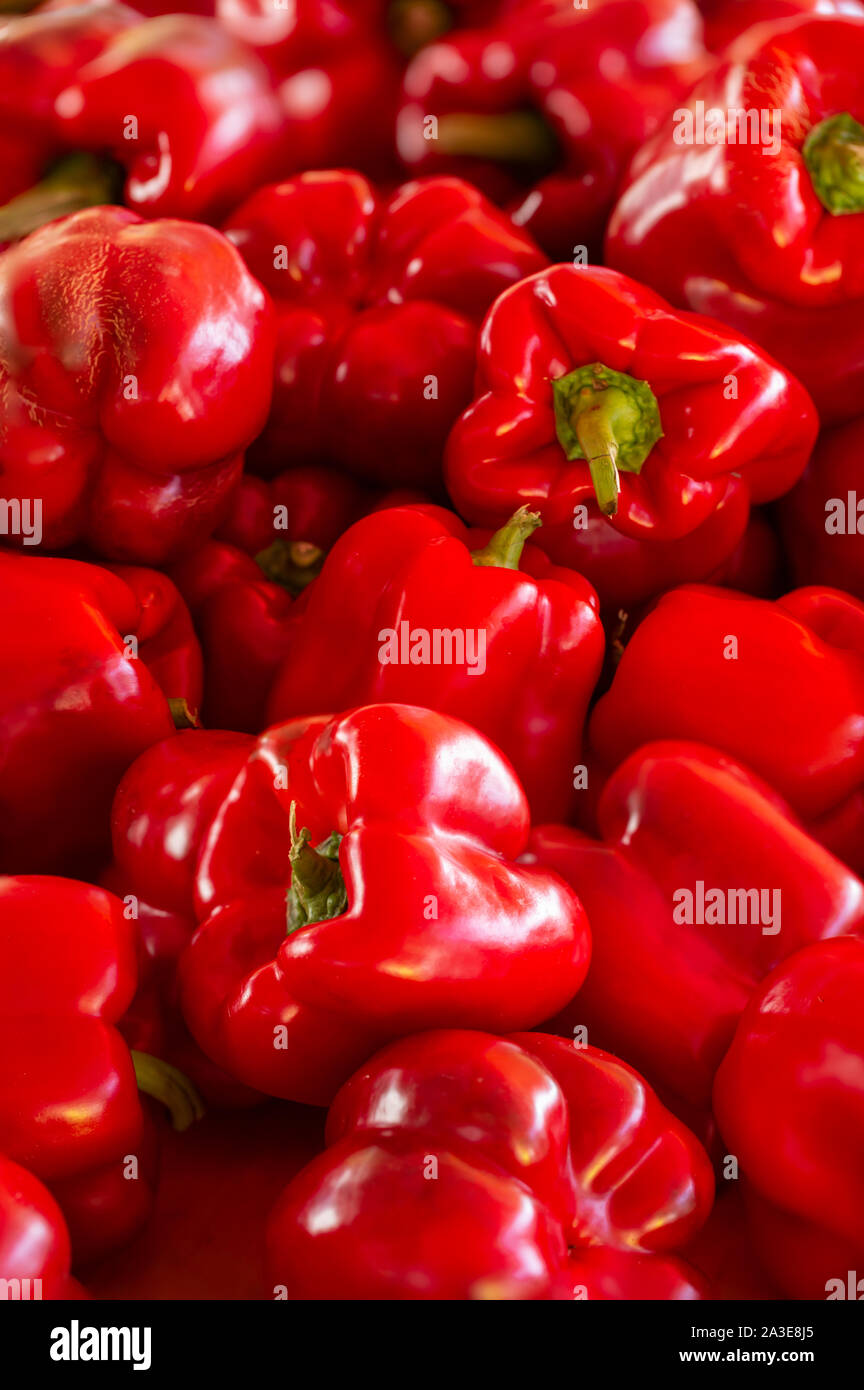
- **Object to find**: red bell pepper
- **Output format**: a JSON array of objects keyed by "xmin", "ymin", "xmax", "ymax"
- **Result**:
[
  {"xmin": 397, "ymin": 0, "xmax": 708, "ymax": 260},
  {"xmin": 0, "ymin": 552, "xmax": 193, "ymax": 876},
  {"xmin": 778, "ymin": 417, "xmax": 864, "ymax": 603},
  {"xmin": 588, "ymin": 584, "xmax": 864, "ymax": 874},
  {"xmin": 266, "ymin": 504, "xmax": 604, "ymax": 821},
  {"xmin": 0, "ymin": 875, "xmax": 203, "ymax": 1267},
  {"xmin": 527, "ymin": 741, "xmax": 864, "ymax": 1116},
  {"xmin": 714, "ymin": 937, "xmax": 864, "ymax": 1299},
  {"xmin": 444, "ymin": 264, "xmax": 817, "ymax": 607},
  {"xmin": 102, "ymin": 729, "xmax": 262, "ymax": 1107},
  {"xmin": 0, "ymin": 4, "xmax": 287, "ymax": 231},
  {"xmin": 0, "ymin": 205, "xmax": 274, "ymax": 565},
  {"xmin": 700, "ymin": 0, "xmax": 864, "ymax": 51},
  {"xmin": 223, "ymin": 169, "xmax": 547, "ymax": 487},
  {"xmin": 179, "ymin": 704, "xmax": 591, "ymax": 1105},
  {"xmin": 0, "ymin": 1155, "xmax": 87, "ymax": 1300},
  {"xmin": 607, "ymin": 15, "xmax": 864, "ymax": 424},
  {"xmin": 266, "ymin": 1028, "xmax": 713, "ymax": 1300}
]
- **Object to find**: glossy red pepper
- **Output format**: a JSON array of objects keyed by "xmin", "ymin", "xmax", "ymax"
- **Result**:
[
  {"xmin": 588, "ymin": 584, "xmax": 864, "ymax": 874},
  {"xmin": 179, "ymin": 704, "xmax": 591, "ymax": 1105},
  {"xmin": 444, "ymin": 264, "xmax": 817, "ymax": 608},
  {"xmin": 700, "ymin": 0, "xmax": 864, "ymax": 50},
  {"xmin": 266, "ymin": 505, "xmax": 604, "ymax": 821},
  {"xmin": 527, "ymin": 742, "xmax": 864, "ymax": 1115},
  {"xmin": 398, "ymin": 0, "xmax": 707, "ymax": 260},
  {"xmin": 0, "ymin": 206, "xmax": 274, "ymax": 565},
  {"xmin": 0, "ymin": 1155, "xmax": 87, "ymax": 1300},
  {"xmin": 0, "ymin": 3, "xmax": 287, "ymax": 231},
  {"xmin": 223, "ymin": 169, "xmax": 546, "ymax": 487},
  {"xmin": 778, "ymin": 417, "xmax": 864, "ymax": 602},
  {"xmin": 0, "ymin": 553, "xmax": 199, "ymax": 876},
  {"xmin": 607, "ymin": 16, "xmax": 864, "ymax": 424},
  {"xmin": 266, "ymin": 1028, "xmax": 713, "ymax": 1300},
  {"xmin": 102, "ymin": 730, "xmax": 261, "ymax": 1107},
  {"xmin": 714, "ymin": 938, "xmax": 864, "ymax": 1299},
  {"xmin": 0, "ymin": 875, "xmax": 202, "ymax": 1267}
]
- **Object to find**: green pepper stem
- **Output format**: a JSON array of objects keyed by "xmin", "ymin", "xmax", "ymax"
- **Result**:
[
  {"xmin": 131, "ymin": 1052, "xmax": 205, "ymax": 1132},
  {"xmin": 551, "ymin": 363, "xmax": 663, "ymax": 519},
  {"xmin": 286, "ymin": 803, "xmax": 347, "ymax": 933},
  {"xmin": 0, "ymin": 155, "xmax": 122, "ymax": 244},
  {"xmin": 576, "ymin": 411, "xmax": 621, "ymax": 518},
  {"xmin": 803, "ymin": 112, "xmax": 864, "ymax": 216},
  {"xmin": 168, "ymin": 698, "xmax": 200, "ymax": 730},
  {"xmin": 436, "ymin": 111, "xmax": 557, "ymax": 165},
  {"xmin": 471, "ymin": 505, "xmax": 542, "ymax": 568},
  {"xmin": 255, "ymin": 539, "xmax": 325, "ymax": 596}
]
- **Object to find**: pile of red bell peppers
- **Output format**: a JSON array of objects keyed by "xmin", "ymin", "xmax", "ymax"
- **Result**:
[{"xmin": 1, "ymin": 0, "xmax": 863, "ymax": 1308}]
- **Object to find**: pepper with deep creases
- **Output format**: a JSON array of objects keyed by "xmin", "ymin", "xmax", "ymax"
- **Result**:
[
  {"xmin": 223, "ymin": 169, "xmax": 547, "ymax": 486},
  {"xmin": 0, "ymin": 3, "xmax": 288, "ymax": 233},
  {"xmin": 0, "ymin": 875, "xmax": 203, "ymax": 1267},
  {"xmin": 607, "ymin": 15, "xmax": 864, "ymax": 424},
  {"xmin": 265, "ymin": 504, "xmax": 605, "ymax": 821},
  {"xmin": 713, "ymin": 937, "xmax": 864, "ymax": 1300},
  {"xmin": 588, "ymin": 584, "xmax": 864, "ymax": 875},
  {"xmin": 527, "ymin": 741, "xmax": 864, "ymax": 1118},
  {"xmin": 397, "ymin": 0, "xmax": 708, "ymax": 259},
  {"xmin": 0, "ymin": 205, "xmax": 275, "ymax": 564},
  {"xmin": 444, "ymin": 264, "xmax": 817, "ymax": 607},
  {"xmin": 266, "ymin": 1028, "xmax": 714, "ymax": 1300},
  {"xmin": 179, "ymin": 704, "xmax": 591, "ymax": 1105}
]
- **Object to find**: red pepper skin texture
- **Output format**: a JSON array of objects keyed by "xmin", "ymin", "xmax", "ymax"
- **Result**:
[
  {"xmin": 266, "ymin": 506, "xmax": 604, "ymax": 821},
  {"xmin": 107, "ymin": 565, "xmax": 203, "ymax": 715},
  {"xmin": 0, "ymin": 876, "xmax": 157, "ymax": 1266},
  {"xmin": 223, "ymin": 170, "xmax": 547, "ymax": 486},
  {"xmin": 0, "ymin": 7, "xmax": 288, "ymax": 223},
  {"xmin": 444, "ymin": 266, "xmax": 816, "ymax": 605},
  {"xmin": 397, "ymin": 0, "xmax": 707, "ymax": 260},
  {"xmin": 589, "ymin": 584, "xmax": 864, "ymax": 872},
  {"xmin": 607, "ymin": 17, "xmax": 864, "ymax": 425},
  {"xmin": 0, "ymin": 206, "xmax": 275, "ymax": 564},
  {"xmin": 527, "ymin": 742, "xmax": 864, "ymax": 1113},
  {"xmin": 0, "ymin": 553, "xmax": 179, "ymax": 876},
  {"xmin": 701, "ymin": 0, "xmax": 864, "ymax": 50},
  {"xmin": 778, "ymin": 418, "xmax": 864, "ymax": 602},
  {"xmin": 266, "ymin": 1028, "xmax": 713, "ymax": 1300},
  {"xmin": 714, "ymin": 938, "xmax": 864, "ymax": 1299},
  {"xmin": 180, "ymin": 704, "xmax": 591, "ymax": 1105},
  {"xmin": 0, "ymin": 1155, "xmax": 86, "ymax": 1300}
]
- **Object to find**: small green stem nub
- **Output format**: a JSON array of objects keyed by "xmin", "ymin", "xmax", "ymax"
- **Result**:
[
  {"xmin": 803, "ymin": 112, "xmax": 864, "ymax": 215},
  {"xmin": 255, "ymin": 540, "xmax": 325, "ymax": 596},
  {"xmin": 552, "ymin": 363, "xmax": 663, "ymax": 518},
  {"xmin": 471, "ymin": 505, "xmax": 542, "ymax": 569},
  {"xmin": 436, "ymin": 111, "xmax": 558, "ymax": 165},
  {"xmin": 0, "ymin": 155, "xmax": 122, "ymax": 244},
  {"xmin": 131, "ymin": 1052, "xmax": 205, "ymax": 1132},
  {"xmin": 286, "ymin": 802, "xmax": 347, "ymax": 934},
  {"xmin": 168, "ymin": 698, "xmax": 200, "ymax": 730}
]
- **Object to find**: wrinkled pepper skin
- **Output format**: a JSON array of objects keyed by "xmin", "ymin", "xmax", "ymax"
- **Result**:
[
  {"xmin": 0, "ymin": 1155, "xmax": 87, "ymax": 1300},
  {"xmin": 778, "ymin": 418, "xmax": 864, "ymax": 602},
  {"xmin": 223, "ymin": 170, "xmax": 547, "ymax": 486},
  {"xmin": 0, "ymin": 876, "xmax": 167, "ymax": 1267},
  {"xmin": 0, "ymin": 5, "xmax": 288, "ymax": 225},
  {"xmin": 0, "ymin": 206, "xmax": 275, "ymax": 564},
  {"xmin": 445, "ymin": 265, "xmax": 817, "ymax": 607},
  {"xmin": 398, "ymin": 0, "xmax": 707, "ymax": 260},
  {"xmin": 266, "ymin": 505, "xmax": 604, "ymax": 821},
  {"xmin": 526, "ymin": 742, "xmax": 864, "ymax": 1113},
  {"xmin": 0, "ymin": 553, "xmax": 188, "ymax": 876},
  {"xmin": 714, "ymin": 938, "xmax": 864, "ymax": 1299},
  {"xmin": 266, "ymin": 1028, "xmax": 713, "ymax": 1300},
  {"xmin": 588, "ymin": 585, "xmax": 864, "ymax": 873},
  {"xmin": 180, "ymin": 704, "xmax": 591, "ymax": 1106},
  {"xmin": 607, "ymin": 17, "xmax": 864, "ymax": 424}
]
